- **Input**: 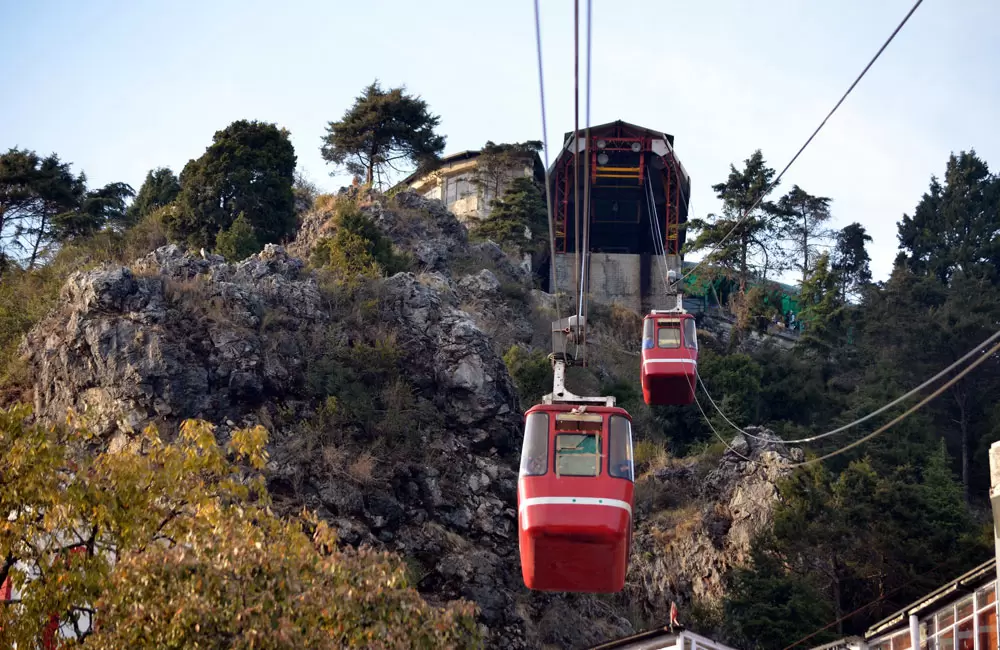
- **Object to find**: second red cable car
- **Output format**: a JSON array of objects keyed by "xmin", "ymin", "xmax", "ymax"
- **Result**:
[
  {"xmin": 517, "ymin": 403, "xmax": 635, "ymax": 593},
  {"xmin": 641, "ymin": 311, "xmax": 698, "ymax": 406}
]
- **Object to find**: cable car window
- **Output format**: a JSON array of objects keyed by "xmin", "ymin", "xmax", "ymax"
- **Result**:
[
  {"xmin": 683, "ymin": 318, "xmax": 698, "ymax": 350},
  {"xmin": 643, "ymin": 317, "xmax": 655, "ymax": 350},
  {"xmin": 555, "ymin": 433, "xmax": 600, "ymax": 476},
  {"xmin": 608, "ymin": 415, "xmax": 634, "ymax": 481},
  {"xmin": 520, "ymin": 412, "xmax": 549, "ymax": 476},
  {"xmin": 657, "ymin": 322, "xmax": 680, "ymax": 348}
]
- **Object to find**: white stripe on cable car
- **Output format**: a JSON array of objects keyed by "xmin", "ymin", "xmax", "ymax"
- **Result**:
[
  {"xmin": 519, "ymin": 496, "xmax": 632, "ymax": 516},
  {"xmin": 642, "ymin": 358, "xmax": 697, "ymax": 364},
  {"xmin": 642, "ymin": 359, "xmax": 698, "ymax": 370}
]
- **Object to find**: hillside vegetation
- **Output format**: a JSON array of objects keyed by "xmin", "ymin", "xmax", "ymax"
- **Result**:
[{"xmin": 2, "ymin": 80, "xmax": 1000, "ymax": 650}]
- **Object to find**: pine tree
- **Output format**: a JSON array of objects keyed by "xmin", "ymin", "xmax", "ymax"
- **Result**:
[
  {"xmin": 472, "ymin": 177, "xmax": 547, "ymax": 254},
  {"xmin": 171, "ymin": 120, "xmax": 297, "ymax": 250},
  {"xmin": 778, "ymin": 185, "xmax": 833, "ymax": 286},
  {"xmin": 0, "ymin": 149, "xmax": 86, "ymax": 268},
  {"xmin": 321, "ymin": 81, "xmax": 445, "ymax": 189},
  {"xmin": 471, "ymin": 141, "xmax": 542, "ymax": 205},
  {"xmin": 897, "ymin": 150, "xmax": 1000, "ymax": 284},
  {"xmin": 687, "ymin": 150, "xmax": 790, "ymax": 292},
  {"xmin": 832, "ymin": 222, "xmax": 873, "ymax": 301},
  {"xmin": 126, "ymin": 167, "xmax": 180, "ymax": 225},
  {"xmin": 722, "ymin": 543, "xmax": 837, "ymax": 650},
  {"xmin": 797, "ymin": 253, "xmax": 844, "ymax": 352}
]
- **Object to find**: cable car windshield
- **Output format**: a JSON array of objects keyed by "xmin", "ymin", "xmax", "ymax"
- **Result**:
[
  {"xmin": 555, "ymin": 433, "xmax": 600, "ymax": 476},
  {"xmin": 657, "ymin": 320, "xmax": 681, "ymax": 348}
]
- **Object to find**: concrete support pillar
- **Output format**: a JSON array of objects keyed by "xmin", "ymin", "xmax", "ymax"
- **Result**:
[{"xmin": 909, "ymin": 614, "xmax": 920, "ymax": 650}]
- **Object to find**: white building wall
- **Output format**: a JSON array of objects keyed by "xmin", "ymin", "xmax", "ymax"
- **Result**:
[{"xmin": 409, "ymin": 160, "xmax": 534, "ymax": 225}]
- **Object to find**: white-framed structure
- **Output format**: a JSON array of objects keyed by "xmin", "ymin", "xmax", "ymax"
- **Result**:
[
  {"xmin": 813, "ymin": 559, "xmax": 999, "ymax": 650},
  {"xmin": 589, "ymin": 627, "xmax": 740, "ymax": 650}
]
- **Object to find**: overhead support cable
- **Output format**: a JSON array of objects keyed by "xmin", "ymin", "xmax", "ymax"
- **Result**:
[
  {"xmin": 692, "ymin": 380, "xmax": 751, "ymax": 462},
  {"xmin": 682, "ymin": 0, "xmax": 925, "ymax": 282},
  {"xmin": 533, "ymin": 0, "xmax": 561, "ymax": 319},
  {"xmin": 579, "ymin": 0, "xmax": 593, "ymax": 366},
  {"xmin": 789, "ymin": 337, "xmax": 1000, "ymax": 467},
  {"xmin": 697, "ymin": 328, "xmax": 1000, "ymax": 445},
  {"xmin": 573, "ymin": 0, "xmax": 583, "ymax": 344}
]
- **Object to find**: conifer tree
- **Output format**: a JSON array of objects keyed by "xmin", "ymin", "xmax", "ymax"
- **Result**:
[
  {"xmin": 171, "ymin": 120, "xmax": 297, "ymax": 250},
  {"xmin": 126, "ymin": 167, "xmax": 180, "ymax": 225},
  {"xmin": 321, "ymin": 81, "xmax": 445, "ymax": 189}
]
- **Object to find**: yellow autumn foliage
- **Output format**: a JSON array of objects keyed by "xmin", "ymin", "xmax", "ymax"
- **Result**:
[{"xmin": 0, "ymin": 404, "xmax": 480, "ymax": 648}]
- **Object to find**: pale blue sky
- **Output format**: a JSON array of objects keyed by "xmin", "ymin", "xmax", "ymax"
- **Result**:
[{"xmin": 2, "ymin": 0, "xmax": 998, "ymax": 282}]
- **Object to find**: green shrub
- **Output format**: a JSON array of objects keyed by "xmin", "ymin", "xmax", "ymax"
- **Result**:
[
  {"xmin": 503, "ymin": 345, "xmax": 552, "ymax": 407},
  {"xmin": 215, "ymin": 211, "xmax": 261, "ymax": 261},
  {"xmin": 310, "ymin": 202, "xmax": 411, "ymax": 284}
]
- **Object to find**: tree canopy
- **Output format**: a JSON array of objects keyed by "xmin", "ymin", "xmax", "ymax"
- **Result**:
[
  {"xmin": 0, "ymin": 149, "xmax": 139, "ymax": 269},
  {"xmin": 126, "ymin": 167, "xmax": 180, "ymax": 225},
  {"xmin": 471, "ymin": 141, "xmax": 542, "ymax": 203},
  {"xmin": 0, "ymin": 405, "xmax": 480, "ymax": 648},
  {"xmin": 897, "ymin": 150, "xmax": 1000, "ymax": 284},
  {"xmin": 170, "ymin": 120, "xmax": 298, "ymax": 251},
  {"xmin": 471, "ymin": 176, "xmax": 547, "ymax": 255},
  {"xmin": 687, "ymin": 150, "xmax": 788, "ymax": 294},
  {"xmin": 778, "ymin": 185, "xmax": 833, "ymax": 286},
  {"xmin": 321, "ymin": 81, "xmax": 445, "ymax": 189},
  {"xmin": 832, "ymin": 222, "xmax": 873, "ymax": 301}
]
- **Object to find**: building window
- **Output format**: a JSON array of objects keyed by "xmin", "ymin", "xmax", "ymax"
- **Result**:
[
  {"xmin": 923, "ymin": 585, "xmax": 1000, "ymax": 650},
  {"xmin": 978, "ymin": 584, "xmax": 997, "ymax": 650},
  {"xmin": 446, "ymin": 178, "xmax": 459, "ymax": 203}
]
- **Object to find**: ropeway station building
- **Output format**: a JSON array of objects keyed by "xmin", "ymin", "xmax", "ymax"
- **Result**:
[{"xmin": 546, "ymin": 120, "xmax": 692, "ymax": 313}]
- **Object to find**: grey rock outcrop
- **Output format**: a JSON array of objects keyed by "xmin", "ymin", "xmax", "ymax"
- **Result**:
[
  {"xmin": 20, "ymin": 240, "xmax": 609, "ymax": 648},
  {"xmin": 24, "ymin": 244, "xmax": 326, "ymax": 438},
  {"xmin": 20, "ymin": 189, "xmax": 800, "ymax": 648},
  {"xmin": 624, "ymin": 427, "xmax": 801, "ymax": 623}
]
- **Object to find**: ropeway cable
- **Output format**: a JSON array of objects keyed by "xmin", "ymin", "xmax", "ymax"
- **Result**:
[
  {"xmin": 788, "ymin": 337, "xmax": 1000, "ymax": 467},
  {"xmin": 533, "ymin": 0, "xmax": 561, "ymax": 321},
  {"xmin": 697, "ymin": 328, "xmax": 1000, "ymax": 445},
  {"xmin": 692, "ymin": 378, "xmax": 751, "ymax": 462},
  {"xmin": 681, "ymin": 0, "xmax": 925, "ymax": 282}
]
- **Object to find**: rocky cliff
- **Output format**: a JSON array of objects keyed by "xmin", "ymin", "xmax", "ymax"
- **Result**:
[{"xmin": 19, "ymin": 191, "xmax": 800, "ymax": 649}]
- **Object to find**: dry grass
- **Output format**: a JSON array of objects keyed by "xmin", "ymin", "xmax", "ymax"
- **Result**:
[
  {"xmin": 321, "ymin": 443, "xmax": 384, "ymax": 487},
  {"xmin": 162, "ymin": 276, "xmax": 234, "ymax": 325},
  {"xmin": 634, "ymin": 439, "xmax": 671, "ymax": 474},
  {"xmin": 313, "ymin": 193, "xmax": 340, "ymax": 214},
  {"xmin": 348, "ymin": 451, "xmax": 377, "ymax": 485},
  {"xmin": 649, "ymin": 503, "xmax": 703, "ymax": 546},
  {"xmin": 420, "ymin": 521, "xmax": 470, "ymax": 552}
]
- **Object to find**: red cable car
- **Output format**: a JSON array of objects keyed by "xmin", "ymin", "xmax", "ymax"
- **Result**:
[
  {"xmin": 641, "ymin": 310, "xmax": 698, "ymax": 406},
  {"xmin": 517, "ymin": 402, "xmax": 635, "ymax": 593}
]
